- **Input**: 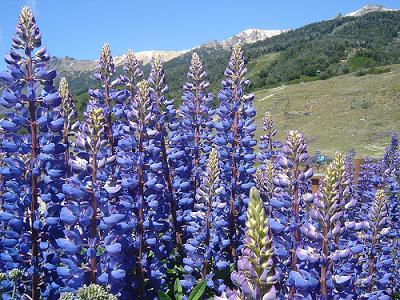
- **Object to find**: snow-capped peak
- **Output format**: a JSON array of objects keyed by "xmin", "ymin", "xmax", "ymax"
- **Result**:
[
  {"xmin": 345, "ymin": 4, "xmax": 398, "ymax": 17},
  {"xmin": 114, "ymin": 49, "xmax": 189, "ymax": 65},
  {"xmin": 113, "ymin": 28, "xmax": 287, "ymax": 66},
  {"xmin": 216, "ymin": 28, "xmax": 288, "ymax": 49}
]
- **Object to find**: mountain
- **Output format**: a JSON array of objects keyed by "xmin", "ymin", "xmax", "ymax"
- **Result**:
[
  {"xmin": 48, "ymin": 28, "xmax": 286, "ymax": 77},
  {"xmin": 345, "ymin": 4, "xmax": 398, "ymax": 17},
  {"xmin": 114, "ymin": 49, "xmax": 189, "ymax": 65},
  {"xmin": 47, "ymin": 27, "xmax": 287, "ymax": 101},
  {"xmin": 161, "ymin": 9, "xmax": 400, "ymax": 94},
  {"xmin": 112, "ymin": 30, "xmax": 287, "ymax": 65},
  {"xmin": 203, "ymin": 29, "xmax": 288, "ymax": 49},
  {"xmin": 48, "ymin": 8, "xmax": 400, "ymax": 114},
  {"xmin": 3, "ymin": 5, "xmax": 400, "ymax": 156},
  {"xmin": 50, "ymin": 56, "xmax": 97, "ymax": 72}
]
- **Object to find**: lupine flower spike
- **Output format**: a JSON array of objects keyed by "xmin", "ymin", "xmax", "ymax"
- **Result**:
[
  {"xmin": 221, "ymin": 187, "xmax": 279, "ymax": 300},
  {"xmin": 0, "ymin": 6, "xmax": 65, "ymax": 299},
  {"xmin": 216, "ymin": 44, "xmax": 257, "ymax": 261},
  {"xmin": 59, "ymin": 77, "xmax": 76, "ymax": 175},
  {"xmin": 182, "ymin": 148, "xmax": 229, "ymax": 293}
]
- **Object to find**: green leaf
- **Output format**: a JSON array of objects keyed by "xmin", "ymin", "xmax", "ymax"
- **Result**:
[
  {"xmin": 174, "ymin": 278, "xmax": 183, "ymax": 300},
  {"xmin": 188, "ymin": 280, "xmax": 206, "ymax": 300},
  {"xmin": 158, "ymin": 291, "xmax": 173, "ymax": 300}
]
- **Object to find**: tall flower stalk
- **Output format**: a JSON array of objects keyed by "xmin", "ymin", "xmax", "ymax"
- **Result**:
[
  {"xmin": 0, "ymin": 6, "xmax": 65, "ymax": 299},
  {"xmin": 129, "ymin": 81, "xmax": 150, "ymax": 295},
  {"xmin": 59, "ymin": 77, "xmax": 76, "ymax": 176},
  {"xmin": 274, "ymin": 130, "xmax": 315, "ymax": 298},
  {"xmin": 223, "ymin": 187, "xmax": 279, "ymax": 299},
  {"xmin": 94, "ymin": 44, "xmax": 115, "ymax": 151},
  {"xmin": 312, "ymin": 152, "xmax": 360, "ymax": 298},
  {"xmin": 253, "ymin": 160, "xmax": 275, "ymax": 207},
  {"xmin": 90, "ymin": 44, "xmax": 125, "ymax": 181},
  {"xmin": 182, "ymin": 148, "xmax": 229, "ymax": 293},
  {"xmin": 216, "ymin": 44, "xmax": 257, "ymax": 261},
  {"xmin": 59, "ymin": 102, "xmax": 112, "ymax": 292},
  {"xmin": 125, "ymin": 80, "xmax": 173, "ymax": 296},
  {"xmin": 148, "ymin": 56, "xmax": 181, "ymax": 247},
  {"xmin": 259, "ymin": 112, "xmax": 280, "ymax": 165},
  {"xmin": 170, "ymin": 52, "xmax": 216, "ymax": 249},
  {"xmin": 181, "ymin": 53, "xmax": 214, "ymax": 192},
  {"xmin": 358, "ymin": 189, "xmax": 392, "ymax": 298}
]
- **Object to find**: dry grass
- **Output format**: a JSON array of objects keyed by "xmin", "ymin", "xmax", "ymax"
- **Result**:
[{"xmin": 253, "ymin": 64, "xmax": 400, "ymax": 157}]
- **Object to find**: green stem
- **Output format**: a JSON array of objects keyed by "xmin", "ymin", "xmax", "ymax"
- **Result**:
[{"xmin": 11, "ymin": 282, "xmax": 17, "ymax": 300}]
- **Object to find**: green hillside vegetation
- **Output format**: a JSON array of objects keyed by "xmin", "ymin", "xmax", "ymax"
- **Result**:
[
  {"xmin": 245, "ymin": 11, "xmax": 400, "ymax": 87},
  {"xmin": 40, "ymin": 11, "xmax": 400, "ymax": 157},
  {"xmin": 52, "ymin": 11, "xmax": 400, "ymax": 114},
  {"xmin": 253, "ymin": 64, "xmax": 400, "ymax": 157}
]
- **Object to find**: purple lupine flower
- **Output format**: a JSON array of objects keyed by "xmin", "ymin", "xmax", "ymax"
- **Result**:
[
  {"xmin": 173, "ymin": 53, "xmax": 215, "ymax": 251},
  {"xmin": 77, "ymin": 46, "xmax": 130, "ymax": 296},
  {"xmin": 253, "ymin": 160, "xmax": 274, "ymax": 212},
  {"xmin": 356, "ymin": 158, "xmax": 377, "ymax": 220},
  {"xmin": 120, "ymin": 49, "xmax": 143, "ymax": 89},
  {"xmin": 0, "ymin": 6, "xmax": 66, "ymax": 299},
  {"xmin": 181, "ymin": 52, "xmax": 214, "ymax": 192},
  {"xmin": 89, "ymin": 44, "xmax": 125, "ymax": 178},
  {"xmin": 382, "ymin": 133, "xmax": 399, "ymax": 171},
  {"xmin": 100, "ymin": 49, "xmax": 144, "ymax": 298},
  {"xmin": 358, "ymin": 190, "xmax": 392, "ymax": 298},
  {"xmin": 61, "ymin": 106, "xmax": 111, "ymax": 290},
  {"xmin": 182, "ymin": 148, "xmax": 230, "ymax": 294},
  {"xmin": 373, "ymin": 134, "xmax": 400, "ymax": 293},
  {"xmin": 388, "ymin": 156, "xmax": 400, "ymax": 292},
  {"xmin": 275, "ymin": 130, "xmax": 316, "ymax": 298},
  {"xmin": 58, "ymin": 77, "xmax": 77, "ymax": 176},
  {"xmin": 312, "ymin": 152, "xmax": 362, "ymax": 298},
  {"xmin": 258, "ymin": 112, "xmax": 281, "ymax": 165},
  {"xmin": 95, "ymin": 70, "xmax": 136, "ymax": 297},
  {"xmin": 148, "ymin": 56, "xmax": 181, "ymax": 248},
  {"xmin": 123, "ymin": 80, "xmax": 172, "ymax": 297},
  {"xmin": 215, "ymin": 44, "xmax": 257, "ymax": 261}
]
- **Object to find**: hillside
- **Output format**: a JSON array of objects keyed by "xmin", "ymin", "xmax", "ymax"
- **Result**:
[
  {"xmin": 3, "ymin": 6, "xmax": 400, "ymax": 158},
  {"xmin": 48, "ymin": 28, "xmax": 286, "ymax": 96},
  {"xmin": 345, "ymin": 4, "xmax": 397, "ymax": 17},
  {"xmin": 48, "ymin": 10, "xmax": 400, "ymax": 103},
  {"xmin": 253, "ymin": 64, "xmax": 400, "ymax": 157},
  {"xmin": 152, "ymin": 11, "xmax": 400, "ymax": 101},
  {"xmin": 246, "ymin": 11, "xmax": 400, "ymax": 87}
]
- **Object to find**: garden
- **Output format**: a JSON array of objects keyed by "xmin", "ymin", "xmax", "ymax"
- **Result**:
[{"xmin": 0, "ymin": 6, "xmax": 398, "ymax": 300}]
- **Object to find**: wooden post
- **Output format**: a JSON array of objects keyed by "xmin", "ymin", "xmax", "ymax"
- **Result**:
[
  {"xmin": 354, "ymin": 158, "xmax": 364, "ymax": 184},
  {"xmin": 311, "ymin": 176, "xmax": 320, "ymax": 194}
]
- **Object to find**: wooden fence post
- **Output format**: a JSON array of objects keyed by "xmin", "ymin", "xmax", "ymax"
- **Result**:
[
  {"xmin": 311, "ymin": 176, "xmax": 321, "ymax": 194},
  {"xmin": 354, "ymin": 158, "xmax": 364, "ymax": 184}
]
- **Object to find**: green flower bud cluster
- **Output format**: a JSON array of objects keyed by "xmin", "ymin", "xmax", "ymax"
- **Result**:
[
  {"xmin": 9, "ymin": 269, "xmax": 23, "ymax": 281},
  {"xmin": 60, "ymin": 284, "xmax": 117, "ymax": 300}
]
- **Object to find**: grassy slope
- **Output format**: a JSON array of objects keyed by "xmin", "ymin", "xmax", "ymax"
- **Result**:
[
  {"xmin": 253, "ymin": 64, "xmax": 400, "ymax": 158},
  {"xmin": 246, "ymin": 53, "xmax": 280, "ymax": 86}
]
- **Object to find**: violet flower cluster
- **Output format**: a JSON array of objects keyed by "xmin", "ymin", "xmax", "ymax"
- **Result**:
[
  {"xmin": 215, "ymin": 45, "xmax": 257, "ymax": 261},
  {"xmin": 0, "ymin": 7, "xmax": 399, "ymax": 300}
]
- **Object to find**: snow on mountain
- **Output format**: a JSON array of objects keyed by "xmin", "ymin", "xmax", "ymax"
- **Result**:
[
  {"xmin": 345, "ymin": 4, "xmax": 397, "ymax": 17},
  {"xmin": 114, "ymin": 49, "xmax": 189, "ymax": 65},
  {"xmin": 217, "ymin": 29, "xmax": 288, "ymax": 49},
  {"xmin": 113, "ymin": 29, "xmax": 287, "ymax": 65},
  {"xmin": 51, "ymin": 28, "xmax": 287, "ymax": 70}
]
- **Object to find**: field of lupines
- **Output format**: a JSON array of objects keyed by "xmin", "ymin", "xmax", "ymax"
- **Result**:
[{"xmin": 0, "ymin": 6, "xmax": 398, "ymax": 300}]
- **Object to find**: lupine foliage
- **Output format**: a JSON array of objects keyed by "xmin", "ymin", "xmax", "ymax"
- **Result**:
[{"xmin": 0, "ymin": 6, "xmax": 398, "ymax": 300}]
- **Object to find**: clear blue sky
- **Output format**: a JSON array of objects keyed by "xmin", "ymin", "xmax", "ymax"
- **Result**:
[{"xmin": 0, "ymin": 0, "xmax": 399, "ymax": 66}]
